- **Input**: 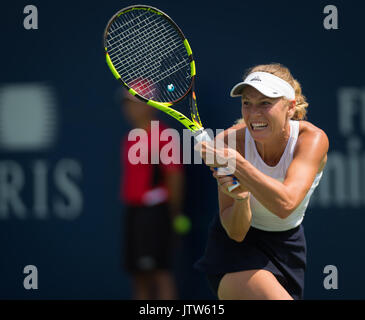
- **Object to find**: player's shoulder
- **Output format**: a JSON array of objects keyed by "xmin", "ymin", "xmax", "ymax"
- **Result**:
[
  {"xmin": 297, "ymin": 120, "xmax": 329, "ymax": 151},
  {"xmin": 299, "ymin": 120, "xmax": 328, "ymax": 139}
]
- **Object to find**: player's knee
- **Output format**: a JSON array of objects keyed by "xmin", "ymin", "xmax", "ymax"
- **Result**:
[
  {"xmin": 217, "ymin": 270, "xmax": 287, "ymax": 300},
  {"xmin": 217, "ymin": 273, "xmax": 249, "ymax": 299}
]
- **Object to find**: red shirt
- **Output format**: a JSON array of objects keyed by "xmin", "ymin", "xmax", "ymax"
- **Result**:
[{"xmin": 120, "ymin": 122, "xmax": 182, "ymax": 206}]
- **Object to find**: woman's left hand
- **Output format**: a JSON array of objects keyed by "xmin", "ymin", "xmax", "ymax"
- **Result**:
[{"xmin": 211, "ymin": 167, "xmax": 250, "ymax": 200}]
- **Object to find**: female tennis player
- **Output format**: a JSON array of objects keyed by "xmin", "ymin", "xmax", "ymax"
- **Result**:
[{"xmin": 194, "ymin": 63, "xmax": 329, "ymax": 300}]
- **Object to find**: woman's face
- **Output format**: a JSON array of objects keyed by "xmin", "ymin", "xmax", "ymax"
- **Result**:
[{"xmin": 241, "ymin": 86, "xmax": 294, "ymax": 143}]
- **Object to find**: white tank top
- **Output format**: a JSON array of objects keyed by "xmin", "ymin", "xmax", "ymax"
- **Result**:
[{"xmin": 245, "ymin": 120, "xmax": 323, "ymax": 231}]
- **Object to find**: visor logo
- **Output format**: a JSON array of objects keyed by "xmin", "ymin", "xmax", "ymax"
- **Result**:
[{"xmin": 250, "ymin": 76, "xmax": 261, "ymax": 82}]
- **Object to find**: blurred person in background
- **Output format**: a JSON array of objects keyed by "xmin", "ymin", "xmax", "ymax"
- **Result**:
[{"xmin": 119, "ymin": 85, "xmax": 185, "ymax": 300}]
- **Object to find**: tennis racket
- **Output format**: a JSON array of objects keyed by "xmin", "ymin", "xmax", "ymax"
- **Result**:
[{"xmin": 103, "ymin": 4, "xmax": 239, "ymax": 192}]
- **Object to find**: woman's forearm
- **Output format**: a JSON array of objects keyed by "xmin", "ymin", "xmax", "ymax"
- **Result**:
[
  {"xmin": 233, "ymin": 157, "xmax": 295, "ymax": 218},
  {"xmin": 220, "ymin": 197, "xmax": 251, "ymax": 242}
]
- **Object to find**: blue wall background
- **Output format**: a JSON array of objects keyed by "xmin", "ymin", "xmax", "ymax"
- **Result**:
[{"xmin": 0, "ymin": 0, "xmax": 364, "ymax": 299}]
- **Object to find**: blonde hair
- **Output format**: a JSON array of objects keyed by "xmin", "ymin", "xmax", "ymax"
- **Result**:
[{"xmin": 239, "ymin": 63, "xmax": 308, "ymax": 121}]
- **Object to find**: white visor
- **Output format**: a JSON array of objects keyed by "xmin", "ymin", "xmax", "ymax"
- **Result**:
[{"xmin": 230, "ymin": 71, "xmax": 295, "ymax": 100}]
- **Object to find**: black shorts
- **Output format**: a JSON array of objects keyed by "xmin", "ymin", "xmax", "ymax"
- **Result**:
[
  {"xmin": 123, "ymin": 203, "xmax": 175, "ymax": 273},
  {"xmin": 195, "ymin": 214, "xmax": 306, "ymax": 300}
]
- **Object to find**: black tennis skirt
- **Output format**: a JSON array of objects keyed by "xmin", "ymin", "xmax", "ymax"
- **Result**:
[{"xmin": 194, "ymin": 213, "xmax": 307, "ymax": 300}]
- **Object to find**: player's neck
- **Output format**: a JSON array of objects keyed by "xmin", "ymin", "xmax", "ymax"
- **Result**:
[{"xmin": 254, "ymin": 126, "xmax": 290, "ymax": 166}]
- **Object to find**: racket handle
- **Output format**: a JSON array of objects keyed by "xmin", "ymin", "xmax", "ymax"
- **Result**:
[
  {"xmin": 193, "ymin": 129, "xmax": 213, "ymax": 143},
  {"xmin": 194, "ymin": 130, "xmax": 241, "ymax": 192}
]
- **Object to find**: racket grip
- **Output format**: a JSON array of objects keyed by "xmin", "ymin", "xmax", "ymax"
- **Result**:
[
  {"xmin": 228, "ymin": 180, "xmax": 240, "ymax": 192},
  {"xmin": 194, "ymin": 130, "xmax": 241, "ymax": 192},
  {"xmin": 193, "ymin": 129, "xmax": 213, "ymax": 143},
  {"xmin": 214, "ymin": 168, "xmax": 240, "ymax": 192}
]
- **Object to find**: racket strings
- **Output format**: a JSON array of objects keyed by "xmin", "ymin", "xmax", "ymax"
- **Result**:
[
  {"xmin": 106, "ymin": 9, "xmax": 191, "ymax": 102},
  {"xmin": 109, "ymin": 29, "xmax": 181, "ymax": 77},
  {"xmin": 107, "ymin": 11, "xmax": 150, "ymax": 37},
  {"xmin": 109, "ymin": 16, "xmax": 188, "ymax": 90},
  {"xmin": 108, "ymin": 19, "xmax": 167, "ymax": 56}
]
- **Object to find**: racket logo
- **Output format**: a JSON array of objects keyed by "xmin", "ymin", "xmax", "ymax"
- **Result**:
[{"xmin": 167, "ymin": 84, "xmax": 175, "ymax": 92}]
